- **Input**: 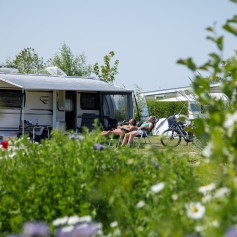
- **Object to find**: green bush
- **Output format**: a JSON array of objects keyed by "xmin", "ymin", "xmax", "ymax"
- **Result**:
[
  {"xmin": 147, "ymin": 100, "xmax": 188, "ymax": 118},
  {"xmin": 0, "ymin": 131, "xmax": 205, "ymax": 237}
]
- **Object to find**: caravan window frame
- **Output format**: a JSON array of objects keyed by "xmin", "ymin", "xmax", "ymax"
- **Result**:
[
  {"xmin": 0, "ymin": 89, "xmax": 22, "ymax": 108},
  {"xmin": 80, "ymin": 93, "xmax": 100, "ymax": 110}
]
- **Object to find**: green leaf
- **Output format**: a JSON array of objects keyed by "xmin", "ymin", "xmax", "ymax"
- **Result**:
[
  {"xmin": 206, "ymin": 36, "xmax": 217, "ymax": 43},
  {"xmin": 223, "ymin": 23, "xmax": 237, "ymax": 36},
  {"xmin": 206, "ymin": 27, "xmax": 214, "ymax": 32},
  {"xmin": 176, "ymin": 59, "xmax": 188, "ymax": 65},
  {"xmin": 217, "ymin": 36, "xmax": 224, "ymax": 51},
  {"xmin": 187, "ymin": 58, "xmax": 197, "ymax": 71}
]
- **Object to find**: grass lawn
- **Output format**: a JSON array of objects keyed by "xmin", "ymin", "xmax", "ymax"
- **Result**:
[{"xmin": 135, "ymin": 134, "xmax": 202, "ymax": 154}]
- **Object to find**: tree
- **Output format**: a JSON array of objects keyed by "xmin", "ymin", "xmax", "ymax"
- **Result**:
[
  {"xmin": 93, "ymin": 51, "xmax": 119, "ymax": 83},
  {"xmin": 47, "ymin": 43, "xmax": 92, "ymax": 77},
  {"xmin": 2, "ymin": 48, "xmax": 45, "ymax": 74}
]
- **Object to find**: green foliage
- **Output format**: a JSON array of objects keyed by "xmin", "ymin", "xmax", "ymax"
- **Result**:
[
  {"xmin": 2, "ymin": 48, "xmax": 45, "ymax": 74},
  {"xmin": 93, "ymin": 51, "xmax": 119, "ymax": 83},
  {"xmin": 0, "ymin": 132, "xmax": 204, "ymax": 237},
  {"xmin": 47, "ymin": 42, "xmax": 92, "ymax": 77},
  {"xmin": 147, "ymin": 100, "xmax": 188, "ymax": 118}
]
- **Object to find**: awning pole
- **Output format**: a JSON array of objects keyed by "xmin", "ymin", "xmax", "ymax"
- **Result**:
[
  {"xmin": 22, "ymin": 89, "xmax": 25, "ymax": 136},
  {"xmin": 133, "ymin": 94, "xmax": 141, "ymax": 121}
]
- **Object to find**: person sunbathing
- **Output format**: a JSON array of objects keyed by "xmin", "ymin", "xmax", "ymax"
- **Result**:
[
  {"xmin": 121, "ymin": 116, "xmax": 155, "ymax": 146},
  {"xmin": 101, "ymin": 118, "xmax": 137, "ymax": 136}
]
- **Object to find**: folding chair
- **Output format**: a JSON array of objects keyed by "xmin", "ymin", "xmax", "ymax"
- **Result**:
[
  {"xmin": 133, "ymin": 129, "xmax": 152, "ymax": 147},
  {"xmin": 108, "ymin": 128, "xmax": 129, "ymax": 148},
  {"xmin": 133, "ymin": 118, "xmax": 158, "ymax": 147}
]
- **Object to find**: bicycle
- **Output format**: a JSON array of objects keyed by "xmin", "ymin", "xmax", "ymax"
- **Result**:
[{"xmin": 160, "ymin": 115, "xmax": 195, "ymax": 147}]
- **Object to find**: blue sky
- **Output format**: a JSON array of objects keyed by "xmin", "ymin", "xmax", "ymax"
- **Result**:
[{"xmin": 0, "ymin": 0, "xmax": 236, "ymax": 92}]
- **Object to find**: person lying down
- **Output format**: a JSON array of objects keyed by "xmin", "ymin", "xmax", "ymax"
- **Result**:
[{"xmin": 101, "ymin": 118, "xmax": 137, "ymax": 136}]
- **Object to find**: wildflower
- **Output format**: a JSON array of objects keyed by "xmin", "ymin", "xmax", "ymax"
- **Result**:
[
  {"xmin": 202, "ymin": 142, "xmax": 213, "ymax": 158},
  {"xmin": 201, "ymin": 194, "xmax": 212, "ymax": 203},
  {"xmin": 23, "ymin": 222, "xmax": 50, "ymax": 237},
  {"xmin": 55, "ymin": 225, "xmax": 74, "ymax": 237},
  {"xmin": 113, "ymin": 228, "xmax": 121, "ymax": 236},
  {"xmin": 73, "ymin": 223, "xmax": 101, "ymax": 237},
  {"xmin": 110, "ymin": 221, "xmax": 118, "ymax": 228},
  {"xmin": 171, "ymin": 194, "xmax": 178, "ymax": 201},
  {"xmin": 67, "ymin": 215, "xmax": 80, "ymax": 225},
  {"xmin": 151, "ymin": 182, "xmax": 165, "ymax": 193},
  {"xmin": 93, "ymin": 144, "xmax": 105, "ymax": 150},
  {"xmin": 185, "ymin": 202, "xmax": 205, "ymax": 220},
  {"xmin": 198, "ymin": 183, "xmax": 215, "ymax": 195},
  {"xmin": 195, "ymin": 225, "xmax": 204, "ymax": 232},
  {"xmin": 136, "ymin": 200, "xmax": 145, "ymax": 209},
  {"xmin": 53, "ymin": 217, "xmax": 69, "ymax": 226},
  {"xmin": 210, "ymin": 220, "xmax": 219, "ymax": 228},
  {"xmin": 224, "ymin": 112, "xmax": 237, "ymax": 128},
  {"xmin": 214, "ymin": 187, "xmax": 230, "ymax": 198},
  {"xmin": 77, "ymin": 215, "xmax": 92, "ymax": 223},
  {"xmin": 61, "ymin": 225, "xmax": 74, "ymax": 233},
  {"xmin": 225, "ymin": 227, "xmax": 237, "ymax": 237}
]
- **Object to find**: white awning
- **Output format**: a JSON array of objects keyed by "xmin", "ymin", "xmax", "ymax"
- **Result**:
[{"xmin": 0, "ymin": 74, "xmax": 133, "ymax": 93}]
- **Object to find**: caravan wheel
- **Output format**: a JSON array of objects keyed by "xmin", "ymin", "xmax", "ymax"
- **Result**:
[{"xmin": 160, "ymin": 129, "xmax": 181, "ymax": 147}]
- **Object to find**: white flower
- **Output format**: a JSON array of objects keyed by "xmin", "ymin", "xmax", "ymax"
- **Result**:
[
  {"xmin": 224, "ymin": 112, "xmax": 237, "ymax": 128},
  {"xmin": 202, "ymin": 142, "xmax": 213, "ymax": 158},
  {"xmin": 110, "ymin": 221, "xmax": 118, "ymax": 228},
  {"xmin": 198, "ymin": 183, "xmax": 215, "ymax": 195},
  {"xmin": 113, "ymin": 228, "xmax": 121, "ymax": 236},
  {"xmin": 214, "ymin": 187, "xmax": 230, "ymax": 198},
  {"xmin": 202, "ymin": 194, "xmax": 212, "ymax": 203},
  {"xmin": 53, "ymin": 216, "xmax": 68, "ymax": 226},
  {"xmin": 77, "ymin": 215, "xmax": 92, "ymax": 223},
  {"xmin": 61, "ymin": 225, "xmax": 74, "ymax": 233},
  {"xmin": 210, "ymin": 220, "xmax": 219, "ymax": 227},
  {"xmin": 186, "ymin": 202, "xmax": 205, "ymax": 220},
  {"xmin": 151, "ymin": 182, "xmax": 165, "ymax": 193},
  {"xmin": 171, "ymin": 194, "xmax": 178, "ymax": 201},
  {"xmin": 195, "ymin": 225, "xmax": 204, "ymax": 232},
  {"xmin": 136, "ymin": 200, "xmax": 145, "ymax": 209},
  {"xmin": 67, "ymin": 215, "xmax": 80, "ymax": 225}
]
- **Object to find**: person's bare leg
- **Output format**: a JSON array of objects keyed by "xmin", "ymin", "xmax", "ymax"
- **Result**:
[
  {"xmin": 128, "ymin": 133, "xmax": 137, "ymax": 145},
  {"xmin": 121, "ymin": 133, "xmax": 130, "ymax": 146},
  {"xmin": 101, "ymin": 131, "xmax": 111, "ymax": 136}
]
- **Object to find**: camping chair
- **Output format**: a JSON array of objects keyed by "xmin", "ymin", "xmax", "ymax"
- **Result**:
[
  {"xmin": 107, "ymin": 123, "xmax": 132, "ymax": 148},
  {"xmin": 133, "ymin": 118, "xmax": 158, "ymax": 147},
  {"xmin": 77, "ymin": 113, "xmax": 97, "ymax": 133}
]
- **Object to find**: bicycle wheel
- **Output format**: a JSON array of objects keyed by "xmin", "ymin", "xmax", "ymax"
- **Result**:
[{"xmin": 161, "ymin": 129, "xmax": 181, "ymax": 147}]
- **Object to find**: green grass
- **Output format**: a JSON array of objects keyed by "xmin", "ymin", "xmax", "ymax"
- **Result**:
[{"xmin": 134, "ymin": 135, "xmax": 202, "ymax": 154}]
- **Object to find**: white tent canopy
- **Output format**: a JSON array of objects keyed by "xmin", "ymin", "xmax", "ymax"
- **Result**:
[{"xmin": 158, "ymin": 93, "xmax": 228, "ymax": 102}]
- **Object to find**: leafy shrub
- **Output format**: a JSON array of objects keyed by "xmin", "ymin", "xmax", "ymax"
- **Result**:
[
  {"xmin": 147, "ymin": 100, "xmax": 188, "ymax": 118},
  {"xmin": 0, "ymin": 131, "xmax": 204, "ymax": 237}
]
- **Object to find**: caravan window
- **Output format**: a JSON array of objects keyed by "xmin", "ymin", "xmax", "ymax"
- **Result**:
[
  {"xmin": 81, "ymin": 93, "xmax": 100, "ymax": 110},
  {"xmin": 0, "ymin": 90, "xmax": 22, "ymax": 108},
  {"xmin": 111, "ymin": 94, "xmax": 129, "ymax": 121}
]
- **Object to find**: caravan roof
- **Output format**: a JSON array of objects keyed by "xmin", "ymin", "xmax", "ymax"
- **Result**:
[{"xmin": 0, "ymin": 74, "xmax": 132, "ymax": 93}]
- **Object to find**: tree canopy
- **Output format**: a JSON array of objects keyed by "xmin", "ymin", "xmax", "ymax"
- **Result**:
[
  {"xmin": 3, "ymin": 47, "xmax": 45, "ymax": 74},
  {"xmin": 47, "ymin": 43, "xmax": 92, "ymax": 77},
  {"xmin": 93, "ymin": 51, "xmax": 119, "ymax": 83}
]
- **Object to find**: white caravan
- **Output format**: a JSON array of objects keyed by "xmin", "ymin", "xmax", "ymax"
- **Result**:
[{"xmin": 0, "ymin": 72, "xmax": 133, "ymax": 141}]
